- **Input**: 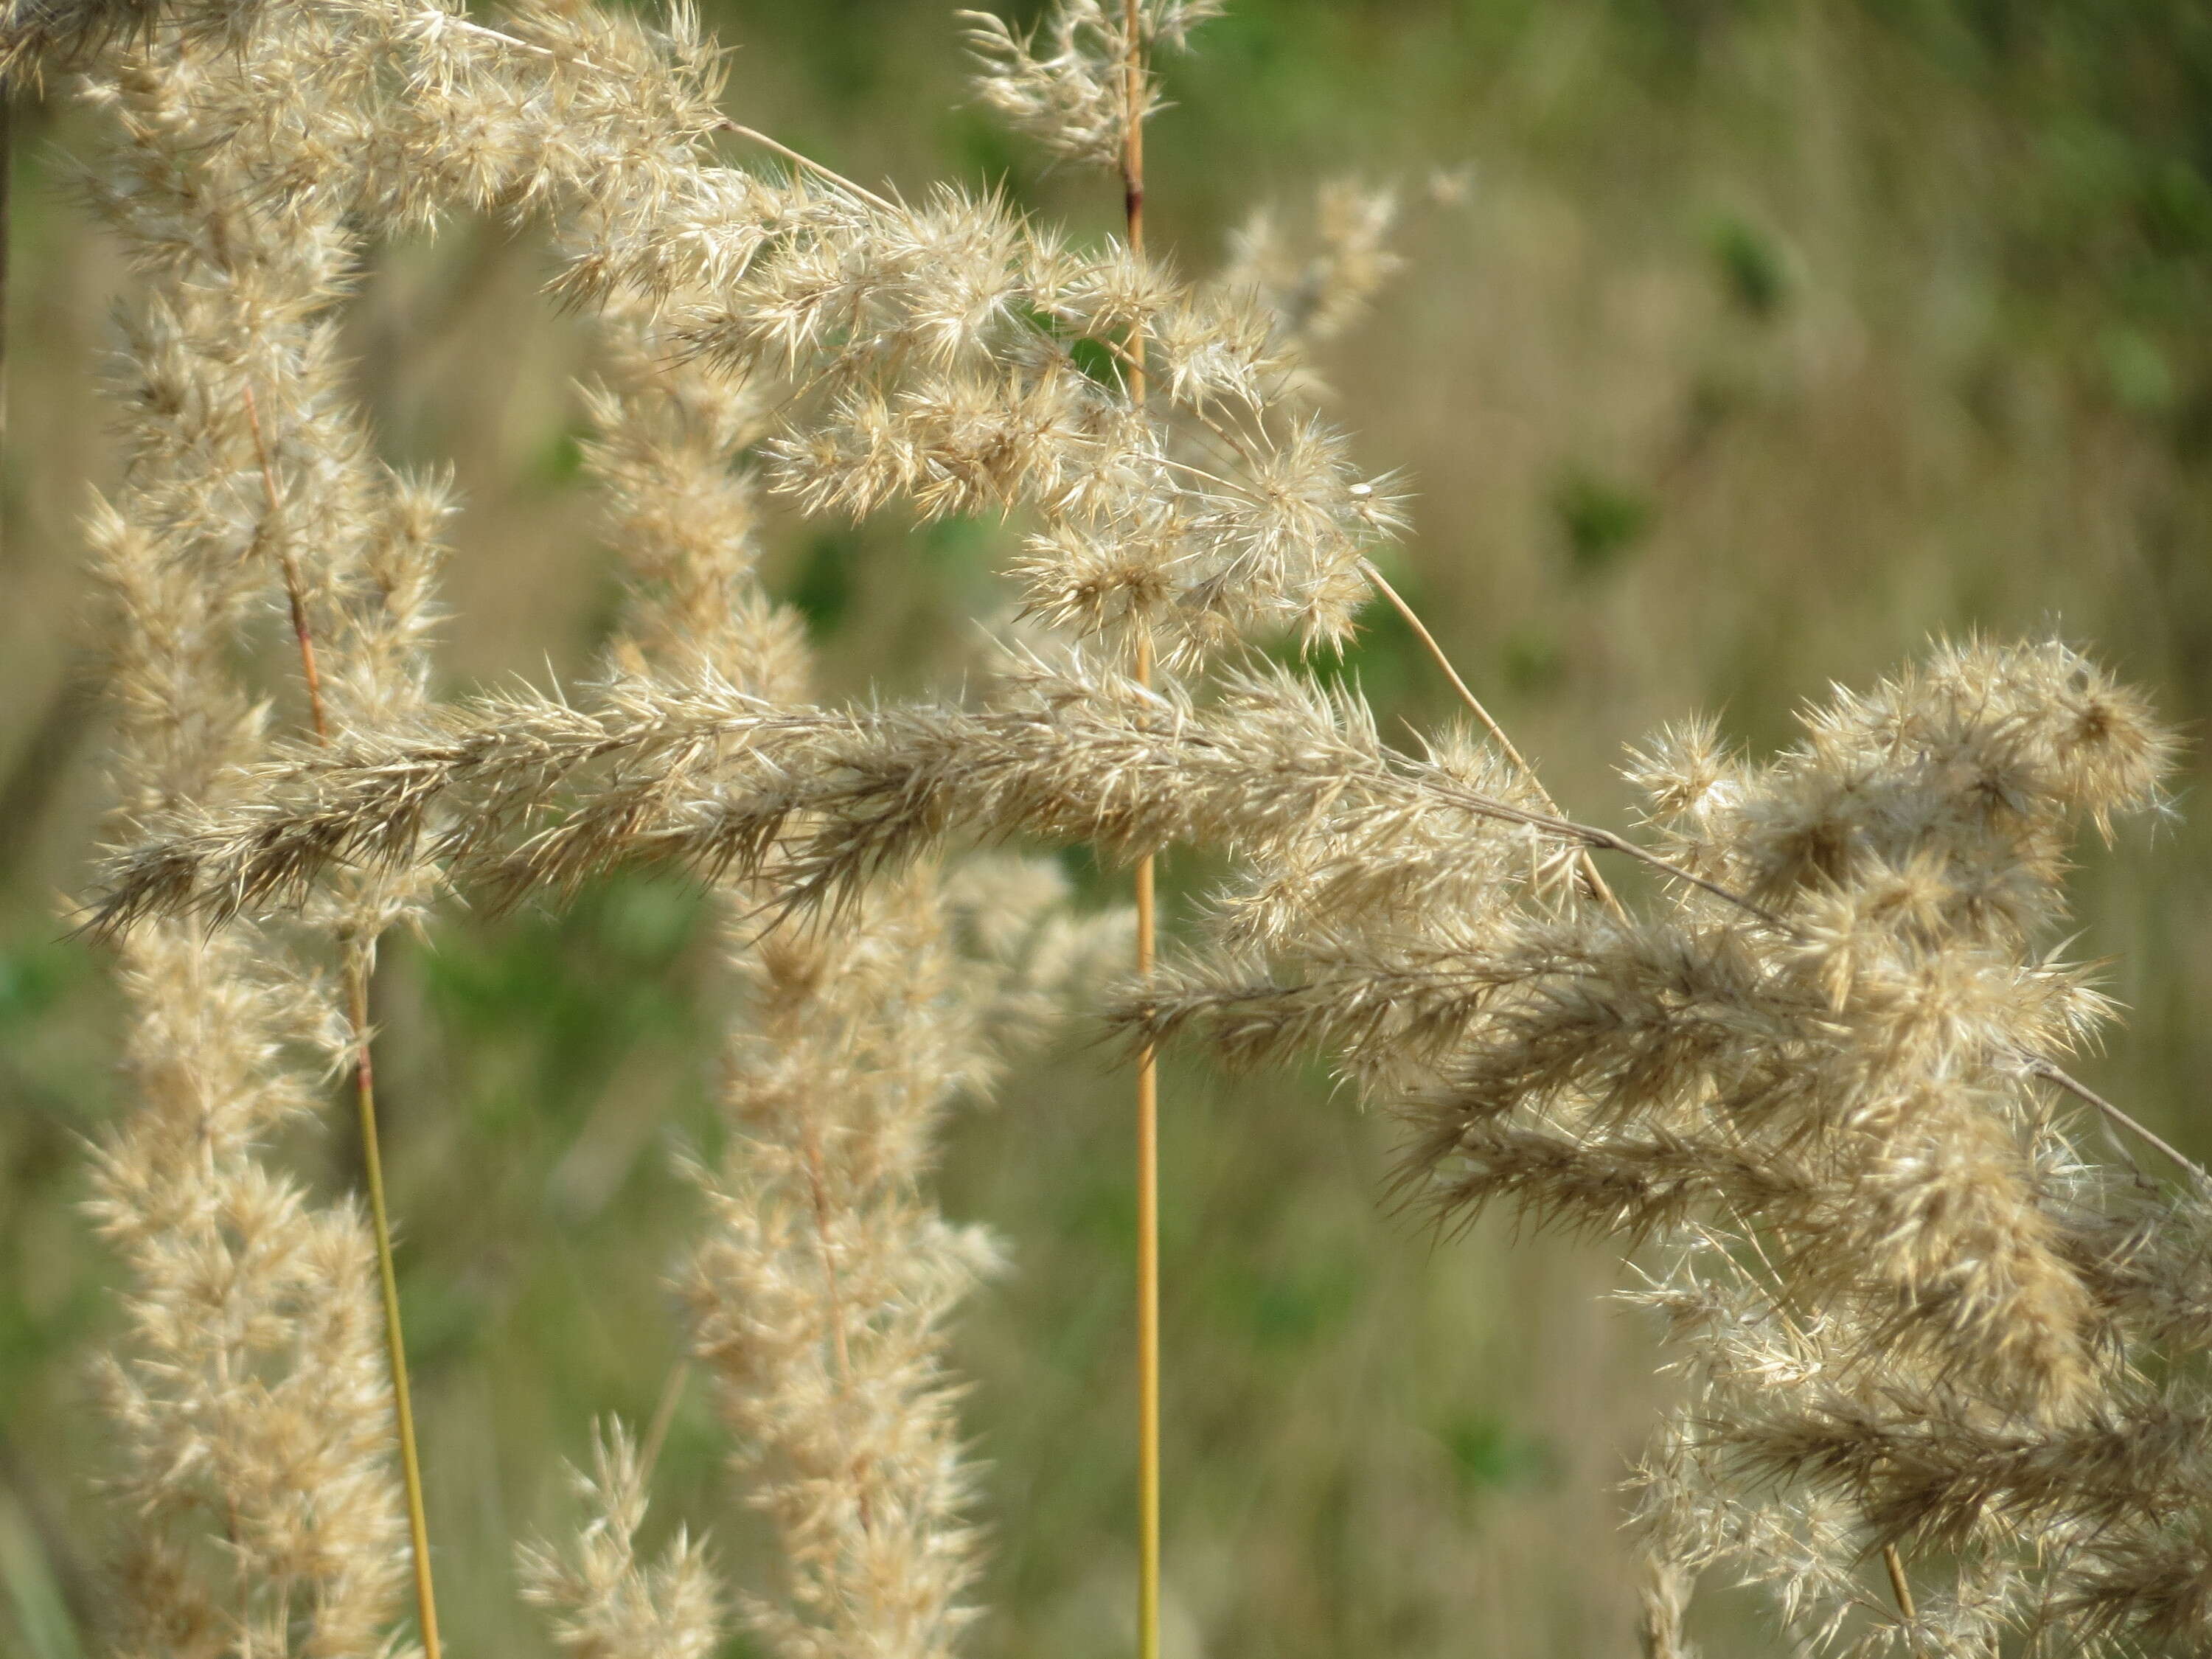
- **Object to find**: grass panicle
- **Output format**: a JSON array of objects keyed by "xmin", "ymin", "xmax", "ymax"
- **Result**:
[{"xmin": 53, "ymin": 1, "xmax": 2212, "ymax": 1655}]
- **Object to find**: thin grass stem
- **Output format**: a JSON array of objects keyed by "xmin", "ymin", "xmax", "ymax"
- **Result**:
[
  {"xmin": 250, "ymin": 376, "xmax": 439, "ymax": 1657},
  {"xmin": 717, "ymin": 120, "xmax": 899, "ymax": 215},
  {"xmin": 1358, "ymin": 557, "xmax": 1622, "ymax": 919},
  {"xmin": 1882, "ymin": 1542, "xmax": 1917, "ymax": 1624},
  {"xmin": 2026, "ymin": 1058, "xmax": 2212, "ymax": 1194},
  {"xmin": 347, "ymin": 952, "xmax": 442, "ymax": 1659},
  {"xmin": 1121, "ymin": 7, "xmax": 1161, "ymax": 1657},
  {"xmin": 638, "ymin": 1359, "xmax": 692, "ymax": 1484},
  {"xmin": 1133, "ymin": 636, "xmax": 1161, "ymax": 1659},
  {"xmin": 243, "ymin": 384, "xmax": 327, "ymax": 743}
]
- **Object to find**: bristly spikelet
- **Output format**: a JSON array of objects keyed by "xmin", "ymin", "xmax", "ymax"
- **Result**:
[
  {"xmin": 518, "ymin": 1423, "xmax": 726, "ymax": 1659},
  {"xmin": 582, "ymin": 296, "xmax": 811, "ymax": 702},
  {"xmin": 0, "ymin": 0, "xmax": 205, "ymax": 83},
  {"xmin": 573, "ymin": 296, "xmax": 1012, "ymax": 1659},
  {"xmin": 1218, "ymin": 177, "xmax": 1406, "ymax": 369},
  {"xmin": 1632, "ymin": 1545, "xmax": 1698, "ymax": 1659},
  {"xmin": 675, "ymin": 858, "xmax": 1121, "ymax": 1659},
  {"xmin": 1699, "ymin": 636, "xmax": 2174, "ymax": 939},
  {"xmin": 71, "ymin": 6, "xmax": 755, "ymax": 1652},
  {"xmin": 680, "ymin": 873, "xmax": 1006, "ymax": 1659},
  {"xmin": 959, "ymin": 1, "xmax": 1221, "ymax": 169},
  {"xmin": 88, "ymin": 931, "xmax": 411, "ymax": 1655},
  {"xmin": 1622, "ymin": 717, "xmax": 1745, "ymax": 840}
]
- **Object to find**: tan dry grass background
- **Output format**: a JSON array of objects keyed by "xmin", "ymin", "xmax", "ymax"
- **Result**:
[{"xmin": 2, "ymin": 1, "xmax": 2209, "ymax": 1654}]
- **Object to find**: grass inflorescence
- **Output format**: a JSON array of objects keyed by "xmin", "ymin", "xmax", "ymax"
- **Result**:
[{"xmin": 14, "ymin": 0, "xmax": 2211, "ymax": 1654}]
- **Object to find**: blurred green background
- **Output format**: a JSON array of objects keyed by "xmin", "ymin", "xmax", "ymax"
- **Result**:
[{"xmin": 3, "ymin": 0, "xmax": 2211, "ymax": 1653}]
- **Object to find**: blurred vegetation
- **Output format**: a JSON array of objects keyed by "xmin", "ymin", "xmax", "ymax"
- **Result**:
[{"xmin": 2, "ymin": 1, "xmax": 2210, "ymax": 1655}]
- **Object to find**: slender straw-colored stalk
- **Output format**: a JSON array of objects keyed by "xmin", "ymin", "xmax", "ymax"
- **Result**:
[
  {"xmin": 1119, "ymin": 7, "xmax": 1160, "ymax": 1658},
  {"xmin": 1882, "ymin": 1541, "xmax": 1917, "ymax": 1625},
  {"xmin": 1357, "ymin": 557, "xmax": 1622, "ymax": 919},
  {"xmin": 638, "ymin": 1358, "xmax": 693, "ymax": 1482},
  {"xmin": 1133, "ymin": 636, "xmax": 1161, "ymax": 1659},
  {"xmin": 248, "ymin": 380, "xmax": 442, "ymax": 1659},
  {"xmin": 721, "ymin": 120, "xmax": 899, "ymax": 215},
  {"xmin": 2027, "ymin": 1057, "xmax": 2212, "ymax": 1193},
  {"xmin": 349, "ymin": 951, "xmax": 442, "ymax": 1659},
  {"xmin": 243, "ymin": 386, "xmax": 327, "ymax": 745}
]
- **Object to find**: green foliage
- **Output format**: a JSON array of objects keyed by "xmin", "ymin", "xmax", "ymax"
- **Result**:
[
  {"xmin": 2102, "ymin": 323, "xmax": 2177, "ymax": 413},
  {"xmin": 1438, "ymin": 1411, "xmax": 1554, "ymax": 1500},
  {"xmin": 1706, "ymin": 212, "xmax": 1790, "ymax": 319},
  {"xmin": 1552, "ymin": 467, "xmax": 1652, "ymax": 577},
  {"xmin": 422, "ymin": 872, "xmax": 709, "ymax": 1125},
  {"xmin": 1500, "ymin": 627, "xmax": 1567, "ymax": 698},
  {"xmin": 533, "ymin": 422, "xmax": 590, "ymax": 488},
  {"xmin": 788, "ymin": 530, "xmax": 858, "ymax": 638}
]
